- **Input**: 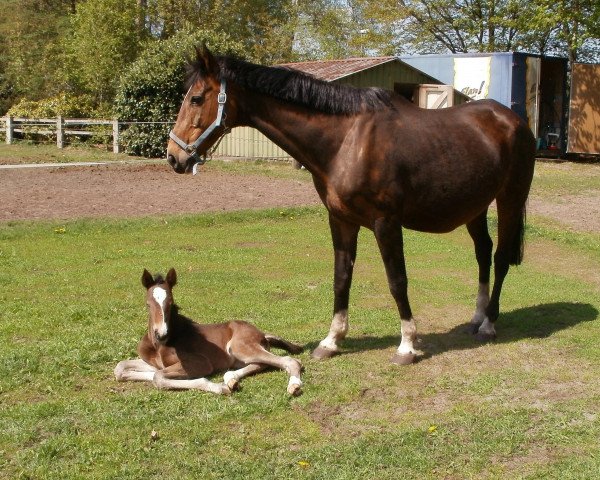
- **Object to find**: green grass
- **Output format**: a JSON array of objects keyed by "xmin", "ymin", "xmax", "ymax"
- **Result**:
[
  {"xmin": 0, "ymin": 143, "xmax": 308, "ymax": 182},
  {"xmin": 1, "ymin": 152, "xmax": 599, "ymax": 479},
  {"xmin": 1, "ymin": 203, "xmax": 599, "ymax": 479},
  {"xmin": 532, "ymin": 161, "xmax": 600, "ymax": 198},
  {"xmin": 0, "ymin": 143, "xmax": 141, "ymax": 165}
]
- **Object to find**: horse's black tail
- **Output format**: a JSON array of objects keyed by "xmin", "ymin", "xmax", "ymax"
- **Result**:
[
  {"xmin": 265, "ymin": 334, "xmax": 304, "ymax": 354},
  {"xmin": 509, "ymin": 203, "xmax": 527, "ymax": 266}
]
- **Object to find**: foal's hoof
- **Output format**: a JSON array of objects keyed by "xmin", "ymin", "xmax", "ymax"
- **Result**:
[
  {"xmin": 475, "ymin": 332, "xmax": 496, "ymax": 343},
  {"xmin": 224, "ymin": 372, "xmax": 240, "ymax": 391},
  {"xmin": 220, "ymin": 384, "xmax": 233, "ymax": 395},
  {"xmin": 391, "ymin": 352, "xmax": 416, "ymax": 366},
  {"xmin": 226, "ymin": 378, "xmax": 239, "ymax": 391},
  {"xmin": 311, "ymin": 346, "xmax": 337, "ymax": 360},
  {"xmin": 287, "ymin": 383, "xmax": 303, "ymax": 397}
]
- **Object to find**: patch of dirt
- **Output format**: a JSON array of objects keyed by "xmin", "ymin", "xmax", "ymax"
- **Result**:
[
  {"xmin": 0, "ymin": 161, "xmax": 598, "ymax": 234},
  {"xmin": 528, "ymin": 192, "xmax": 600, "ymax": 233},
  {"xmin": 0, "ymin": 162, "xmax": 321, "ymax": 221}
]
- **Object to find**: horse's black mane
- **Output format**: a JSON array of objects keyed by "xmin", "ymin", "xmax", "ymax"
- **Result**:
[{"xmin": 186, "ymin": 55, "xmax": 394, "ymax": 115}]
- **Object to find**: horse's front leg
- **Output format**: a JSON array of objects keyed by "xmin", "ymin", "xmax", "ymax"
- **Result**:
[
  {"xmin": 114, "ymin": 358, "xmax": 158, "ymax": 382},
  {"xmin": 312, "ymin": 214, "xmax": 360, "ymax": 359},
  {"xmin": 153, "ymin": 362, "xmax": 231, "ymax": 395},
  {"xmin": 373, "ymin": 217, "xmax": 417, "ymax": 365}
]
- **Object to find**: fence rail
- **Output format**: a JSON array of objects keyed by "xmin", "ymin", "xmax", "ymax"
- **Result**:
[
  {"xmin": 3, "ymin": 116, "xmax": 123, "ymax": 153},
  {"xmin": 2, "ymin": 116, "xmax": 293, "ymax": 161}
]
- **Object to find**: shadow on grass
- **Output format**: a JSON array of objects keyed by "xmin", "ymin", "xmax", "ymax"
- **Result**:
[{"xmin": 305, "ymin": 302, "xmax": 599, "ymax": 361}]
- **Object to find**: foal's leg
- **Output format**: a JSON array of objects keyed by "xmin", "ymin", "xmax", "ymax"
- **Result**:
[
  {"xmin": 312, "ymin": 215, "xmax": 360, "ymax": 359},
  {"xmin": 373, "ymin": 217, "xmax": 417, "ymax": 365},
  {"xmin": 232, "ymin": 344, "xmax": 303, "ymax": 395},
  {"xmin": 466, "ymin": 210, "xmax": 493, "ymax": 333},
  {"xmin": 114, "ymin": 358, "xmax": 158, "ymax": 382},
  {"xmin": 153, "ymin": 363, "xmax": 231, "ymax": 394},
  {"xmin": 223, "ymin": 364, "xmax": 266, "ymax": 391}
]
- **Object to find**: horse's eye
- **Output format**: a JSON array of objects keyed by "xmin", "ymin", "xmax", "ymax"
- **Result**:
[{"xmin": 190, "ymin": 95, "xmax": 204, "ymax": 105}]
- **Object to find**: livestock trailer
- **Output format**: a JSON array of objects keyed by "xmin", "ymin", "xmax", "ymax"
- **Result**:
[{"xmin": 400, "ymin": 52, "xmax": 569, "ymax": 155}]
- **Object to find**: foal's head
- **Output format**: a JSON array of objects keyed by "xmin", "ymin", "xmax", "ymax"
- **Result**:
[{"xmin": 141, "ymin": 268, "xmax": 177, "ymax": 345}]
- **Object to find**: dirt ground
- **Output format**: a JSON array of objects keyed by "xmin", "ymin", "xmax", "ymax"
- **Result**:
[
  {"xmin": 0, "ymin": 162, "xmax": 321, "ymax": 221},
  {"xmin": 0, "ymin": 161, "xmax": 598, "ymax": 233}
]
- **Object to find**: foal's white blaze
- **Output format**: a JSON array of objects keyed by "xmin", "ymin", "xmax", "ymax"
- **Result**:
[{"xmin": 152, "ymin": 287, "xmax": 168, "ymax": 337}]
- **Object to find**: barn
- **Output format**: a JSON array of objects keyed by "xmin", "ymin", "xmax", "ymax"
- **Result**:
[{"xmin": 213, "ymin": 56, "xmax": 470, "ymax": 160}]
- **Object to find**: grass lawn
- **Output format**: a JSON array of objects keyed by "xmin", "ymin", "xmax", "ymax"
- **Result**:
[{"xmin": 1, "ymin": 153, "xmax": 599, "ymax": 479}]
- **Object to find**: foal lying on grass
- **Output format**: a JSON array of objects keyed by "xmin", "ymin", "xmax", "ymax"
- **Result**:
[{"xmin": 115, "ymin": 268, "xmax": 304, "ymax": 395}]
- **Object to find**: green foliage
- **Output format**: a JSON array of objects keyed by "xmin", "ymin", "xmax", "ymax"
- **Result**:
[
  {"xmin": 64, "ymin": 0, "xmax": 143, "ymax": 102},
  {"xmin": 0, "ymin": 0, "xmax": 71, "ymax": 109},
  {"xmin": 114, "ymin": 28, "xmax": 244, "ymax": 158},
  {"xmin": 7, "ymin": 93, "xmax": 102, "ymax": 119}
]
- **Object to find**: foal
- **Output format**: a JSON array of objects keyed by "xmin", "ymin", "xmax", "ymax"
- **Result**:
[{"xmin": 114, "ymin": 268, "xmax": 304, "ymax": 395}]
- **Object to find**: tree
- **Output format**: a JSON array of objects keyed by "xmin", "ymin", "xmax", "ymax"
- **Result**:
[
  {"xmin": 140, "ymin": 0, "xmax": 298, "ymax": 64},
  {"xmin": 0, "ymin": 0, "xmax": 74, "ymax": 110},
  {"xmin": 64, "ymin": 0, "xmax": 143, "ymax": 105}
]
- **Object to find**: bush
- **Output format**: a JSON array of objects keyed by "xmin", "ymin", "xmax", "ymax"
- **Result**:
[
  {"xmin": 7, "ymin": 93, "xmax": 102, "ymax": 118},
  {"xmin": 114, "ymin": 29, "xmax": 244, "ymax": 158}
]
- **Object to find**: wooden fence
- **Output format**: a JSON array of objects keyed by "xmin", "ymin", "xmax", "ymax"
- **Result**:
[
  {"xmin": 1, "ymin": 116, "xmax": 293, "ymax": 160},
  {"xmin": 3, "ymin": 116, "xmax": 122, "ymax": 153}
]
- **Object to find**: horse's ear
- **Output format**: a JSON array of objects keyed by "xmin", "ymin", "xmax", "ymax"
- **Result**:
[
  {"xmin": 166, "ymin": 268, "xmax": 177, "ymax": 288},
  {"xmin": 141, "ymin": 269, "xmax": 154, "ymax": 289},
  {"xmin": 195, "ymin": 43, "xmax": 219, "ymax": 76}
]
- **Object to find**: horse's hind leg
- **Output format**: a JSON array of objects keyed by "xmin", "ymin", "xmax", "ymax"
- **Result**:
[
  {"xmin": 477, "ymin": 199, "xmax": 528, "ymax": 341},
  {"xmin": 232, "ymin": 343, "xmax": 303, "ymax": 395},
  {"xmin": 373, "ymin": 217, "xmax": 417, "ymax": 365},
  {"xmin": 223, "ymin": 364, "xmax": 266, "ymax": 391},
  {"xmin": 466, "ymin": 209, "xmax": 493, "ymax": 333}
]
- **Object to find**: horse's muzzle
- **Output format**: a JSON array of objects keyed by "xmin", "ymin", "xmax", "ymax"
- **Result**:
[
  {"xmin": 167, "ymin": 153, "xmax": 194, "ymax": 174},
  {"xmin": 154, "ymin": 330, "xmax": 169, "ymax": 344}
]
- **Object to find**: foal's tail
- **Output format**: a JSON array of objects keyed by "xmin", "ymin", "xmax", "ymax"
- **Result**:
[
  {"xmin": 265, "ymin": 334, "xmax": 304, "ymax": 354},
  {"xmin": 509, "ymin": 203, "xmax": 527, "ymax": 266}
]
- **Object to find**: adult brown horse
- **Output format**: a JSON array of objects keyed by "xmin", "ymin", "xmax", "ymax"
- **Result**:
[{"xmin": 167, "ymin": 46, "xmax": 536, "ymax": 365}]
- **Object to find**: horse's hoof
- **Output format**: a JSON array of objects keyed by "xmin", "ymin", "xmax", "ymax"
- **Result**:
[
  {"xmin": 226, "ymin": 378, "xmax": 239, "ymax": 391},
  {"xmin": 468, "ymin": 323, "xmax": 482, "ymax": 335},
  {"xmin": 287, "ymin": 383, "xmax": 303, "ymax": 396},
  {"xmin": 221, "ymin": 384, "xmax": 233, "ymax": 395},
  {"xmin": 475, "ymin": 332, "xmax": 496, "ymax": 342},
  {"xmin": 311, "ymin": 346, "xmax": 337, "ymax": 360},
  {"xmin": 391, "ymin": 352, "xmax": 416, "ymax": 365}
]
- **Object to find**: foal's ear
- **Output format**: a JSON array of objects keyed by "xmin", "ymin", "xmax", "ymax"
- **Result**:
[
  {"xmin": 141, "ymin": 269, "xmax": 155, "ymax": 289},
  {"xmin": 166, "ymin": 268, "xmax": 177, "ymax": 288},
  {"xmin": 195, "ymin": 43, "xmax": 219, "ymax": 76}
]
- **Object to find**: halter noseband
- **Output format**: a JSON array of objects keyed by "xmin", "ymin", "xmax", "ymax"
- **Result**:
[{"xmin": 169, "ymin": 79, "xmax": 227, "ymax": 175}]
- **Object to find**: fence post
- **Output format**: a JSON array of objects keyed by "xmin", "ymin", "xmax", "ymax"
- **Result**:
[
  {"xmin": 5, "ymin": 116, "xmax": 13, "ymax": 144},
  {"xmin": 56, "ymin": 116, "xmax": 64, "ymax": 148},
  {"xmin": 112, "ymin": 119, "xmax": 120, "ymax": 153}
]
